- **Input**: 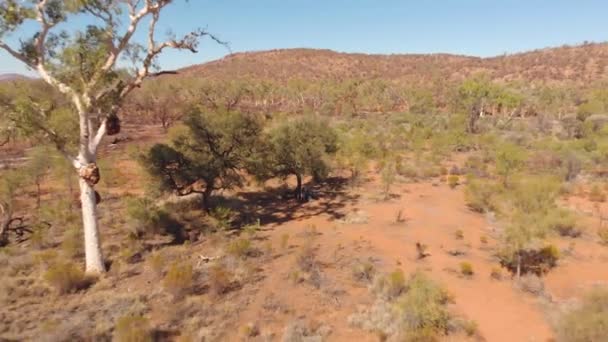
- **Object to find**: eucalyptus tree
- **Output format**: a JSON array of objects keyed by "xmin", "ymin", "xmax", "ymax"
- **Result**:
[{"xmin": 0, "ymin": 0, "xmax": 222, "ymax": 274}]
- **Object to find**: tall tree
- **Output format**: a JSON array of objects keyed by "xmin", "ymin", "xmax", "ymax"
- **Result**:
[{"xmin": 0, "ymin": 0, "xmax": 222, "ymax": 274}]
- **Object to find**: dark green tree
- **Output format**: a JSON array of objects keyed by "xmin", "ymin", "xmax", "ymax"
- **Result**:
[{"xmin": 141, "ymin": 110, "xmax": 263, "ymax": 210}]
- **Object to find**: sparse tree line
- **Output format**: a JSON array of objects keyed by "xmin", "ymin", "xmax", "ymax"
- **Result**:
[{"xmin": 114, "ymin": 74, "xmax": 608, "ymax": 131}]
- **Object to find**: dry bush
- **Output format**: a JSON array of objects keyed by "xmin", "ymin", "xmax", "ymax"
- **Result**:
[
  {"xmin": 490, "ymin": 267, "xmax": 503, "ymax": 280},
  {"xmin": 296, "ymin": 239, "xmax": 317, "ymax": 273},
  {"xmin": 226, "ymin": 238, "xmax": 253, "ymax": 259},
  {"xmin": 208, "ymin": 263, "xmax": 232, "ymax": 296},
  {"xmin": 113, "ymin": 315, "xmax": 152, "ymax": 342},
  {"xmin": 517, "ymin": 274, "xmax": 545, "ymax": 296},
  {"xmin": 589, "ymin": 184, "xmax": 606, "ymax": 203},
  {"xmin": 460, "ymin": 262, "xmax": 474, "ymax": 277},
  {"xmin": 43, "ymin": 261, "xmax": 91, "ymax": 294},
  {"xmin": 352, "ymin": 260, "xmax": 376, "ymax": 283},
  {"xmin": 280, "ymin": 233, "xmax": 290, "ymax": 250},
  {"xmin": 147, "ymin": 251, "xmax": 165, "ymax": 278},
  {"xmin": 480, "ymin": 235, "xmax": 488, "ymax": 244},
  {"xmin": 598, "ymin": 227, "xmax": 608, "ymax": 245},
  {"xmin": 162, "ymin": 262, "xmax": 194, "ymax": 299},
  {"xmin": 372, "ymin": 269, "xmax": 406, "ymax": 300},
  {"xmin": 356, "ymin": 271, "xmax": 452, "ymax": 340},
  {"xmin": 454, "ymin": 229, "xmax": 464, "ymax": 240},
  {"xmin": 282, "ymin": 319, "xmax": 330, "ymax": 342},
  {"xmin": 556, "ymin": 288, "xmax": 608, "ymax": 342},
  {"xmin": 61, "ymin": 228, "xmax": 83, "ymax": 259}
]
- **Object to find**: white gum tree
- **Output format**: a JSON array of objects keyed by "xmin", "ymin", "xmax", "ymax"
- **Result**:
[{"xmin": 0, "ymin": 0, "xmax": 222, "ymax": 274}]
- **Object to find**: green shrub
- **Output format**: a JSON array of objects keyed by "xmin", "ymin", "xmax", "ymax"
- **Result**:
[
  {"xmin": 114, "ymin": 315, "xmax": 152, "ymax": 342},
  {"xmin": 464, "ymin": 178, "xmax": 498, "ymax": 213},
  {"xmin": 373, "ymin": 269, "xmax": 406, "ymax": 299},
  {"xmin": 460, "ymin": 262, "xmax": 474, "ymax": 277},
  {"xmin": 545, "ymin": 208, "xmax": 581, "ymax": 237},
  {"xmin": 227, "ymin": 238, "xmax": 252, "ymax": 259},
  {"xmin": 395, "ymin": 272, "xmax": 451, "ymax": 337},
  {"xmin": 557, "ymin": 288, "xmax": 608, "ymax": 342},
  {"xmin": 162, "ymin": 262, "xmax": 193, "ymax": 298},
  {"xmin": 447, "ymin": 175, "xmax": 459, "ymax": 189},
  {"xmin": 126, "ymin": 197, "xmax": 184, "ymax": 242},
  {"xmin": 210, "ymin": 206, "xmax": 234, "ymax": 230},
  {"xmin": 44, "ymin": 262, "xmax": 90, "ymax": 294}
]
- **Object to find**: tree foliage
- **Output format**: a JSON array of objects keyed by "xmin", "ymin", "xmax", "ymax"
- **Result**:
[
  {"xmin": 260, "ymin": 116, "xmax": 338, "ymax": 196},
  {"xmin": 141, "ymin": 110, "xmax": 263, "ymax": 209}
]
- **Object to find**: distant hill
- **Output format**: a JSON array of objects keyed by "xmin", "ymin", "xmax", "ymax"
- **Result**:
[
  {"xmin": 0, "ymin": 73, "xmax": 31, "ymax": 82},
  {"xmin": 180, "ymin": 42, "xmax": 608, "ymax": 86}
]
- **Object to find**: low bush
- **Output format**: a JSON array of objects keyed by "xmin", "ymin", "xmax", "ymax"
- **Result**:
[
  {"xmin": 464, "ymin": 177, "xmax": 498, "ymax": 213},
  {"xmin": 352, "ymin": 260, "xmax": 375, "ymax": 283},
  {"xmin": 44, "ymin": 262, "xmax": 90, "ymax": 294},
  {"xmin": 162, "ymin": 262, "xmax": 193, "ymax": 299},
  {"xmin": 372, "ymin": 269, "xmax": 406, "ymax": 300},
  {"xmin": 447, "ymin": 175, "xmax": 459, "ymax": 189},
  {"xmin": 126, "ymin": 197, "xmax": 184, "ymax": 242},
  {"xmin": 556, "ymin": 288, "xmax": 608, "ymax": 342},
  {"xmin": 598, "ymin": 227, "xmax": 608, "ymax": 245},
  {"xmin": 114, "ymin": 315, "xmax": 152, "ymax": 342},
  {"xmin": 460, "ymin": 262, "xmax": 474, "ymax": 277},
  {"xmin": 210, "ymin": 206, "xmax": 234, "ymax": 230},
  {"xmin": 490, "ymin": 267, "xmax": 503, "ymax": 280},
  {"xmin": 499, "ymin": 244, "xmax": 559, "ymax": 276},
  {"xmin": 545, "ymin": 208, "xmax": 581, "ymax": 238},
  {"xmin": 208, "ymin": 263, "xmax": 232, "ymax": 296},
  {"xmin": 589, "ymin": 184, "xmax": 606, "ymax": 203},
  {"xmin": 296, "ymin": 240, "xmax": 317, "ymax": 272},
  {"xmin": 147, "ymin": 252, "xmax": 164, "ymax": 278},
  {"xmin": 454, "ymin": 229, "xmax": 464, "ymax": 240},
  {"xmin": 394, "ymin": 272, "xmax": 451, "ymax": 339},
  {"xmin": 226, "ymin": 238, "xmax": 253, "ymax": 259},
  {"xmin": 281, "ymin": 233, "xmax": 290, "ymax": 250}
]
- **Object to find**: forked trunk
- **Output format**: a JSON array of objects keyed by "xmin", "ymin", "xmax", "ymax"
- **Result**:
[{"xmin": 79, "ymin": 177, "xmax": 106, "ymax": 274}]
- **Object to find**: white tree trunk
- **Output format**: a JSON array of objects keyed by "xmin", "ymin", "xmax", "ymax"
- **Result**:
[{"xmin": 79, "ymin": 176, "xmax": 106, "ymax": 274}]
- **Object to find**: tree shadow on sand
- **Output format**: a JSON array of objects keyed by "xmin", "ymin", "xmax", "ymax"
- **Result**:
[{"xmin": 224, "ymin": 176, "xmax": 360, "ymax": 228}]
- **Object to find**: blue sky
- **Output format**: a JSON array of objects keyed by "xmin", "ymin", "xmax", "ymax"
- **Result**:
[{"xmin": 1, "ymin": 0, "xmax": 607, "ymax": 76}]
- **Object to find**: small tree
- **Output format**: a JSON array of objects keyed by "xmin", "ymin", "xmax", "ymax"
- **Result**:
[
  {"xmin": 495, "ymin": 143, "xmax": 526, "ymax": 188},
  {"xmin": 262, "ymin": 116, "xmax": 338, "ymax": 199},
  {"xmin": 141, "ymin": 110, "xmax": 263, "ymax": 210},
  {"xmin": 0, "ymin": 1, "xmax": 222, "ymax": 274},
  {"xmin": 25, "ymin": 146, "xmax": 52, "ymax": 209},
  {"xmin": 0, "ymin": 170, "xmax": 23, "ymax": 246}
]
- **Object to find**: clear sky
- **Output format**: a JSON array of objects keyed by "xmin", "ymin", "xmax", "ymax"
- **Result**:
[{"xmin": 1, "ymin": 0, "xmax": 607, "ymax": 76}]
